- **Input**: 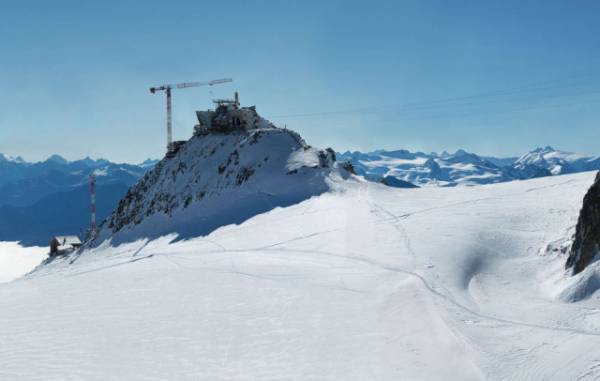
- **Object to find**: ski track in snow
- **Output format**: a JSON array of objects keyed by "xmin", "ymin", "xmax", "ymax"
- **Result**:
[{"xmin": 1, "ymin": 171, "xmax": 600, "ymax": 380}]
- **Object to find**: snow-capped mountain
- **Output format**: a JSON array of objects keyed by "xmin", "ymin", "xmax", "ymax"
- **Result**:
[
  {"xmin": 515, "ymin": 146, "xmax": 600, "ymax": 175},
  {"xmin": 0, "ymin": 154, "xmax": 155, "ymax": 245},
  {"xmin": 0, "ymin": 153, "xmax": 153, "ymax": 207},
  {"xmin": 338, "ymin": 146, "xmax": 599, "ymax": 187},
  {"xmin": 0, "ymin": 153, "xmax": 26, "ymax": 163},
  {"xmin": 338, "ymin": 149, "xmax": 509, "ymax": 187},
  {"xmin": 93, "ymin": 126, "xmax": 346, "ymax": 246}
]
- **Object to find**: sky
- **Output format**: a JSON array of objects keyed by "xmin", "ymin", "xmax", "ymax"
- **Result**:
[{"xmin": 1, "ymin": 0, "xmax": 599, "ymax": 163}]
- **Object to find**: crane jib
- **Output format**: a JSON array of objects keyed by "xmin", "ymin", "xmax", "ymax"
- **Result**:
[{"xmin": 150, "ymin": 78, "xmax": 232, "ymax": 93}]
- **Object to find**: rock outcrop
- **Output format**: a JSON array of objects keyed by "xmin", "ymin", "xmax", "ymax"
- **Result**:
[
  {"xmin": 91, "ymin": 123, "xmax": 346, "ymax": 246},
  {"xmin": 566, "ymin": 171, "xmax": 600, "ymax": 274}
]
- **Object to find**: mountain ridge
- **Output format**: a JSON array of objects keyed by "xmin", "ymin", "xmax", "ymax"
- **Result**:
[
  {"xmin": 92, "ymin": 126, "xmax": 347, "ymax": 246},
  {"xmin": 338, "ymin": 146, "xmax": 599, "ymax": 187},
  {"xmin": 1, "ymin": 145, "xmax": 597, "ymax": 246}
]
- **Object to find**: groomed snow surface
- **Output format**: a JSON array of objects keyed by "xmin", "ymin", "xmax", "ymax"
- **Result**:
[{"xmin": 2, "ymin": 172, "xmax": 600, "ymax": 380}]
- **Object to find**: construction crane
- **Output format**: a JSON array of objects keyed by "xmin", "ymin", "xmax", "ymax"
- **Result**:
[{"xmin": 150, "ymin": 78, "xmax": 232, "ymax": 153}]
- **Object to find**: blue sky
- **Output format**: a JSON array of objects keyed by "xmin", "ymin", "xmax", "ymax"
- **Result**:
[{"xmin": 1, "ymin": 0, "xmax": 599, "ymax": 163}]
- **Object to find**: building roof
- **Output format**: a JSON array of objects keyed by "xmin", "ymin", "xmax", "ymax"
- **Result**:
[{"xmin": 52, "ymin": 236, "xmax": 82, "ymax": 246}]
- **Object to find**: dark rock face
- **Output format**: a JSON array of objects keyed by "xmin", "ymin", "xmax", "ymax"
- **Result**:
[
  {"xmin": 89, "ymin": 126, "xmax": 342, "ymax": 247},
  {"xmin": 566, "ymin": 172, "xmax": 600, "ymax": 274},
  {"xmin": 380, "ymin": 176, "xmax": 419, "ymax": 189}
]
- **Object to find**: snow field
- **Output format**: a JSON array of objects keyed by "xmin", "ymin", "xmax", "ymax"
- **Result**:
[{"xmin": 1, "ymin": 171, "xmax": 599, "ymax": 380}]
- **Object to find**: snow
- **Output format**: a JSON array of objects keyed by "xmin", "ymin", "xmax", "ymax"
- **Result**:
[
  {"xmin": 286, "ymin": 146, "xmax": 322, "ymax": 170},
  {"xmin": 1, "ymin": 171, "xmax": 600, "ymax": 379},
  {"xmin": 339, "ymin": 146, "xmax": 600, "ymax": 187},
  {"xmin": 93, "ymin": 128, "xmax": 340, "ymax": 246},
  {"xmin": 0, "ymin": 153, "xmax": 25, "ymax": 163},
  {"xmin": 92, "ymin": 168, "xmax": 108, "ymax": 176},
  {"xmin": 0, "ymin": 242, "xmax": 47, "ymax": 283},
  {"xmin": 515, "ymin": 146, "xmax": 600, "ymax": 175},
  {"xmin": 361, "ymin": 156, "xmax": 429, "ymax": 168}
]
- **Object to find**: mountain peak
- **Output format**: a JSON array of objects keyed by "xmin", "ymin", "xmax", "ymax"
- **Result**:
[
  {"xmin": 45, "ymin": 154, "xmax": 68, "ymax": 164},
  {"xmin": 530, "ymin": 146, "xmax": 555, "ymax": 154},
  {"xmin": 340, "ymin": 145, "xmax": 599, "ymax": 187},
  {"xmin": 0, "ymin": 153, "xmax": 26, "ymax": 163},
  {"xmin": 92, "ymin": 111, "xmax": 348, "ymax": 246}
]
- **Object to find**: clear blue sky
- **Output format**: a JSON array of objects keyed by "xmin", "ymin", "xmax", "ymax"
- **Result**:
[{"xmin": 1, "ymin": 0, "xmax": 599, "ymax": 163}]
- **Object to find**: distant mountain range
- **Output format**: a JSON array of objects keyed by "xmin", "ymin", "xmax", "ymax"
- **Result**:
[
  {"xmin": 1, "ymin": 146, "xmax": 598, "ymax": 246},
  {"xmin": 0, "ymin": 154, "xmax": 157, "ymax": 245},
  {"xmin": 92, "ymin": 127, "xmax": 341, "ymax": 247},
  {"xmin": 337, "ymin": 146, "xmax": 600, "ymax": 187}
]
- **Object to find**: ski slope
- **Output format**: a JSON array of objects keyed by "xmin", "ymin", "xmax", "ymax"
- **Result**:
[{"xmin": 1, "ymin": 172, "xmax": 600, "ymax": 380}]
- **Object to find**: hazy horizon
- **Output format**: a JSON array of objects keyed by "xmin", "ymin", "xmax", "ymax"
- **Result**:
[{"xmin": 1, "ymin": 143, "xmax": 596, "ymax": 166}]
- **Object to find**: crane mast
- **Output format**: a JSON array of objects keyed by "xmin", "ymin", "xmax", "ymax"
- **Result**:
[{"xmin": 150, "ymin": 78, "xmax": 232, "ymax": 153}]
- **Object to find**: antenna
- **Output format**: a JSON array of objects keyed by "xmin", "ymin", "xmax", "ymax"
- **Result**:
[{"xmin": 90, "ymin": 173, "xmax": 97, "ymax": 235}]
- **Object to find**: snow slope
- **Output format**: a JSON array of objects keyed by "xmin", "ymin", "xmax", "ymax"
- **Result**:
[
  {"xmin": 1, "ymin": 172, "xmax": 600, "ymax": 380},
  {"xmin": 0, "ymin": 242, "xmax": 47, "ymax": 283}
]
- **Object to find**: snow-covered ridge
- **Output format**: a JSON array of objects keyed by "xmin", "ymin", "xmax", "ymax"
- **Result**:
[
  {"xmin": 515, "ymin": 146, "xmax": 600, "ymax": 175},
  {"xmin": 338, "ymin": 146, "xmax": 600, "ymax": 187},
  {"xmin": 92, "ymin": 126, "xmax": 347, "ymax": 246}
]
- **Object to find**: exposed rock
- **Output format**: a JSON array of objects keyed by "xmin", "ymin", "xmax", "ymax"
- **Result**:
[
  {"xmin": 566, "ymin": 171, "xmax": 600, "ymax": 274},
  {"xmin": 91, "ymin": 124, "xmax": 348, "ymax": 246},
  {"xmin": 504, "ymin": 162, "xmax": 552, "ymax": 180},
  {"xmin": 380, "ymin": 176, "xmax": 419, "ymax": 188}
]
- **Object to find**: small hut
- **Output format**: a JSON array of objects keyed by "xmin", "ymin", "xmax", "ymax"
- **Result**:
[{"xmin": 50, "ymin": 236, "xmax": 82, "ymax": 256}]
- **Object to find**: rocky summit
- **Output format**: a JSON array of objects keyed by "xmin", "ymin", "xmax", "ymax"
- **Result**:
[
  {"xmin": 566, "ymin": 171, "xmax": 600, "ymax": 274},
  {"xmin": 91, "ymin": 119, "xmax": 346, "ymax": 245}
]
